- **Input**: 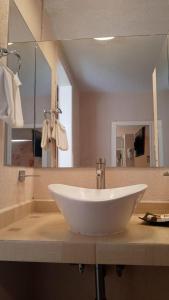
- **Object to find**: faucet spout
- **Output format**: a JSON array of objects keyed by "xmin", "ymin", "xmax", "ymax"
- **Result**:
[{"xmin": 96, "ymin": 158, "xmax": 106, "ymax": 189}]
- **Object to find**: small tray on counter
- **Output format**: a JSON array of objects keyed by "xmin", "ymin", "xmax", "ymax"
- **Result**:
[{"xmin": 139, "ymin": 212, "xmax": 169, "ymax": 226}]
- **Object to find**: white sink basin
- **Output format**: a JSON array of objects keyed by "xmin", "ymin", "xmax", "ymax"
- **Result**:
[{"xmin": 48, "ymin": 184, "xmax": 147, "ymax": 236}]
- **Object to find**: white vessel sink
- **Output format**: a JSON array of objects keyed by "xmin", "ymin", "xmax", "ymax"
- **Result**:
[{"xmin": 48, "ymin": 184, "xmax": 147, "ymax": 236}]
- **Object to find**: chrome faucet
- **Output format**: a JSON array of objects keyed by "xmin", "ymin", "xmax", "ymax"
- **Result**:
[{"xmin": 96, "ymin": 158, "xmax": 106, "ymax": 189}]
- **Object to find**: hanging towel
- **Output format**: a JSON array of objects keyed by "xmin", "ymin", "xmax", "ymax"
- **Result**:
[
  {"xmin": 0, "ymin": 64, "xmax": 15, "ymax": 125},
  {"xmin": 51, "ymin": 113, "xmax": 59, "ymax": 146},
  {"xmin": 0, "ymin": 63, "xmax": 24, "ymax": 127},
  {"xmin": 56, "ymin": 121, "xmax": 69, "ymax": 151},
  {"xmin": 12, "ymin": 73, "xmax": 24, "ymax": 128},
  {"xmin": 0, "ymin": 65, "xmax": 8, "ymax": 117},
  {"xmin": 41, "ymin": 119, "xmax": 51, "ymax": 150}
]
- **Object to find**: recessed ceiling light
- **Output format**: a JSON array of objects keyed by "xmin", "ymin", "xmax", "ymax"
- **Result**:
[
  {"xmin": 94, "ymin": 37, "xmax": 115, "ymax": 41},
  {"xmin": 8, "ymin": 42, "xmax": 14, "ymax": 46}
]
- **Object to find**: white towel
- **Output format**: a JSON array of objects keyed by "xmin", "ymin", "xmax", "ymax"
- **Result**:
[
  {"xmin": 0, "ymin": 63, "xmax": 24, "ymax": 127},
  {"xmin": 51, "ymin": 114, "xmax": 59, "ymax": 146},
  {"xmin": 56, "ymin": 121, "xmax": 69, "ymax": 151},
  {"xmin": 0, "ymin": 65, "xmax": 15, "ymax": 125},
  {"xmin": 41, "ymin": 119, "xmax": 51, "ymax": 150},
  {"xmin": 12, "ymin": 73, "xmax": 24, "ymax": 128},
  {"xmin": 0, "ymin": 65, "xmax": 8, "ymax": 117}
]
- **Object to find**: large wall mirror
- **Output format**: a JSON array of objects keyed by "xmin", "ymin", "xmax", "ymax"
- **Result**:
[{"xmin": 3, "ymin": 0, "xmax": 169, "ymax": 168}]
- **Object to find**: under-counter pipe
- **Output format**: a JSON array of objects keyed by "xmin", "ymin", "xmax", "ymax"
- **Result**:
[{"xmin": 95, "ymin": 265, "xmax": 107, "ymax": 300}]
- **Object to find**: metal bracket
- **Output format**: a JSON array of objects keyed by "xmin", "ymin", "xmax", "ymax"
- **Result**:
[{"xmin": 18, "ymin": 170, "xmax": 40, "ymax": 182}]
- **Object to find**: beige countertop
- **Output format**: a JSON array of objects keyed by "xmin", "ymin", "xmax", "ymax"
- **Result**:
[{"xmin": 0, "ymin": 212, "xmax": 169, "ymax": 266}]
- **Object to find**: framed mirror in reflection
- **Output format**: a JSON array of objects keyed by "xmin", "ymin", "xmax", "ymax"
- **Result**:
[{"xmin": 4, "ymin": 0, "xmax": 169, "ymax": 168}]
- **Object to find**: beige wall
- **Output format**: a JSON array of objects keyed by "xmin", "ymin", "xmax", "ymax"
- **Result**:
[
  {"xmin": 34, "ymin": 167, "xmax": 169, "ymax": 202},
  {"xmin": 1, "ymin": 0, "xmax": 169, "ymax": 208},
  {"xmin": 14, "ymin": 0, "xmax": 42, "ymax": 41},
  {"xmin": 79, "ymin": 90, "xmax": 153, "ymax": 167}
]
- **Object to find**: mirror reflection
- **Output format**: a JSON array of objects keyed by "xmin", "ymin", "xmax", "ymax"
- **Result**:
[
  {"xmin": 4, "ymin": 42, "xmax": 35, "ymax": 167},
  {"xmin": 3, "ymin": 0, "xmax": 169, "ymax": 168},
  {"xmin": 59, "ymin": 36, "xmax": 165, "ymax": 167},
  {"xmin": 156, "ymin": 36, "xmax": 169, "ymax": 167},
  {"xmin": 4, "ymin": 36, "xmax": 169, "ymax": 168},
  {"xmin": 115, "ymin": 124, "xmax": 152, "ymax": 168},
  {"xmin": 4, "ymin": 42, "xmax": 52, "ymax": 168}
]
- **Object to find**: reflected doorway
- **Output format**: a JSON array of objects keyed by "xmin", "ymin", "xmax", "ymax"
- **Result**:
[{"xmin": 111, "ymin": 121, "xmax": 155, "ymax": 167}]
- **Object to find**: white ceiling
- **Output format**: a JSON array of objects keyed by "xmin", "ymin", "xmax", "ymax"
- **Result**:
[
  {"xmin": 9, "ymin": 1, "xmax": 168, "ymax": 94},
  {"xmin": 44, "ymin": 0, "xmax": 169, "ymax": 39},
  {"xmin": 60, "ymin": 35, "xmax": 166, "ymax": 93}
]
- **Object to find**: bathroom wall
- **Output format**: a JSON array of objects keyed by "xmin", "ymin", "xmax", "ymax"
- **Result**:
[
  {"xmin": 33, "ymin": 167, "xmax": 169, "ymax": 202},
  {"xmin": 13, "ymin": 0, "xmax": 42, "ymax": 41},
  {"xmin": 79, "ymin": 90, "xmax": 153, "ymax": 166},
  {"xmin": 3, "ymin": 0, "xmax": 169, "ymax": 207},
  {"xmin": 0, "ymin": 0, "xmax": 34, "ymax": 210},
  {"xmin": 57, "ymin": 44, "xmax": 80, "ymax": 166}
]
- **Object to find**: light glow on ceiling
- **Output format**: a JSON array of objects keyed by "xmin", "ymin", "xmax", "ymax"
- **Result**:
[
  {"xmin": 11, "ymin": 139, "xmax": 32, "ymax": 142},
  {"xmin": 94, "ymin": 37, "xmax": 115, "ymax": 41}
]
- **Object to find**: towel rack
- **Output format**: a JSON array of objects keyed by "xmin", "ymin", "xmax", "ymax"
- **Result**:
[
  {"xmin": 0, "ymin": 47, "xmax": 22, "ymax": 73},
  {"xmin": 43, "ymin": 108, "xmax": 62, "ymax": 119}
]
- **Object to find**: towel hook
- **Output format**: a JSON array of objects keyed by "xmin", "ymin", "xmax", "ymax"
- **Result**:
[
  {"xmin": 43, "ymin": 108, "xmax": 62, "ymax": 120},
  {"xmin": 0, "ymin": 47, "xmax": 22, "ymax": 74}
]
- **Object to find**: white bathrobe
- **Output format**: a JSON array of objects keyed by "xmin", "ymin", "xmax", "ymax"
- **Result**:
[
  {"xmin": 0, "ymin": 64, "xmax": 15, "ymax": 125},
  {"xmin": 13, "ymin": 73, "xmax": 24, "ymax": 127},
  {"xmin": 0, "ymin": 63, "xmax": 24, "ymax": 127}
]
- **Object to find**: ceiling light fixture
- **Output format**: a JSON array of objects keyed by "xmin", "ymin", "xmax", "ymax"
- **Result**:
[
  {"xmin": 11, "ymin": 139, "xmax": 32, "ymax": 142},
  {"xmin": 94, "ymin": 37, "xmax": 115, "ymax": 41}
]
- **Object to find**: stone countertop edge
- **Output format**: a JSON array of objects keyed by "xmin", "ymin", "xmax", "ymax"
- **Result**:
[{"xmin": 0, "ymin": 213, "xmax": 168, "ymax": 266}]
